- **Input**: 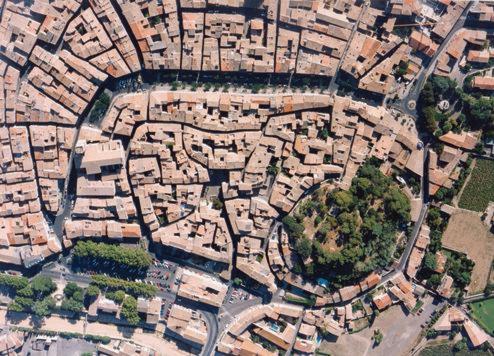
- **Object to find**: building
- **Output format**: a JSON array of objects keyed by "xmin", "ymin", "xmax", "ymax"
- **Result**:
[{"xmin": 177, "ymin": 269, "xmax": 228, "ymax": 308}]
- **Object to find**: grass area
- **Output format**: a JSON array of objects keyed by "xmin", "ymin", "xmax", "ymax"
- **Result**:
[
  {"xmin": 412, "ymin": 299, "xmax": 424, "ymax": 314},
  {"xmin": 441, "ymin": 211, "xmax": 494, "ymax": 294},
  {"xmin": 459, "ymin": 159, "xmax": 494, "ymax": 212},
  {"xmin": 419, "ymin": 342, "xmax": 492, "ymax": 356},
  {"xmin": 284, "ymin": 295, "xmax": 315, "ymax": 306},
  {"xmin": 349, "ymin": 317, "xmax": 370, "ymax": 334},
  {"xmin": 470, "ymin": 298, "xmax": 494, "ymax": 335}
]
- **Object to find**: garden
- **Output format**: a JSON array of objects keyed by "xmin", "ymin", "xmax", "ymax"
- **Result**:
[
  {"xmin": 458, "ymin": 159, "xmax": 494, "ymax": 212},
  {"xmin": 282, "ymin": 160, "xmax": 411, "ymax": 287},
  {"xmin": 470, "ymin": 298, "xmax": 494, "ymax": 336}
]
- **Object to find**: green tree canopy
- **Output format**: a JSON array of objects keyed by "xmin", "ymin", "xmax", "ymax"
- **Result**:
[
  {"xmin": 295, "ymin": 238, "xmax": 313, "ymax": 260},
  {"xmin": 73, "ymin": 241, "xmax": 152, "ymax": 270},
  {"xmin": 33, "ymin": 297, "xmax": 55, "ymax": 318},
  {"xmin": 86, "ymin": 285, "xmax": 100, "ymax": 298},
  {"xmin": 282, "ymin": 215, "xmax": 305, "ymax": 239},
  {"xmin": 61, "ymin": 297, "xmax": 84, "ymax": 313},
  {"xmin": 31, "ymin": 276, "xmax": 56, "ymax": 299},
  {"xmin": 0, "ymin": 274, "xmax": 29, "ymax": 291},
  {"xmin": 384, "ymin": 187, "xmax": 411, "ymax": 222},
  {"xmin": 121, "ymin": 296, "xmax": 140, "ymax": 325}
]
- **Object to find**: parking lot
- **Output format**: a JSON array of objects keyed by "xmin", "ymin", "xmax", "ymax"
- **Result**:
[
  {"xmin": 144, "ymin": 259, "xmax": 178, "ymax": 293},
  {"xmin": 226, "ymin": 287, "xmax": 255, "ymax": 305}
]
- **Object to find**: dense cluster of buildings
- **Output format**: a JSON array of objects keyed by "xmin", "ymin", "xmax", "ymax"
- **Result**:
[
  {"xmin": 0, "ymin": 0, "xmax": 494, "ymax": 353},
  {"xmin": 88, "ymin": 294, "xmax": 162, "ymax": 326},
  {"xmin": 0, "ymin": 0, "xmax": 491, "ymax": 271},
  {"xmin": 218, "ymin": 303, "xmax": 305, "ymax": 355},
  {"xmin": 3, "ymin": 0, "xmax": 491, "ymax": 98},
  {"xmin": 0, "ymin": 125, "xmax": 62, "ymax": 267},
  {"xmin": 65, "ymin": 90, "xmax": 425, "ymax": 295},
  {"xmin": 433, "ymin": 307, "xmax": 490, "ymax": 349}
]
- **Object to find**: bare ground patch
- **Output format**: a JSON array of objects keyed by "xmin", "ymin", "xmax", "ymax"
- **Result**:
[
  {"xmin": 442, "ymin": 210, "xmax": 494, "ymax": 294},
  {"xmin": 319, "ymin": 296, "xmax": 441, "ymax": 356}
]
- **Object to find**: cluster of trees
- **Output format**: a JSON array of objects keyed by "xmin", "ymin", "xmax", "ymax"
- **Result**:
[
  {"xmin": 420, "ymin": 208, "xmax": 447, "ymax": 285},
  {"xmin": 90, "ymin": 275, "xmax": 156, "ymax": 299},
  {"xmin": 394, "ymin": 61, "xmax": 409, "ymax": 79},
  {"xmin": 250, "ymin": 334, "xmax": 278, "ymax": 353},
  {"xmin": 0, "ymin": 274, "xmax": 28, "ymax": 290},
  {"xmin": 373, "ymin": 329, "xmax": 383, "ymax": 346},
  {"xmin": 419, "ymin": 75, "xmax": 494, "ymax": 139},
  {"xmin": 433, "ymin": 158, "xmax": 472, "ymax": 204},
  {"xmin": 7, "ymin": 275, "xmax": 57, "ymax": 318},
  {"xmin": 121, "ymin": 295, "xmax": 140, "ymax": 325},
  {"xmin": 106, "ymin": 290, "xmax": 126, "ymax": 304},
  {"xmin": 0, "ymin": 274, "xmax": 101, "ymax": 318},
  {"xmin": 72, "ymin": 241, "xmax": 152, "ymax": 276},
  {"xmin": 61, "ymin": 282, "xmax": 85, "ymax": 314},
  {"xmin": 418, "ymin": 76, "xmax": 459, "ymax": 136},
  {"xmin": 419, "ymin": 208, "xmax": 474, "ymax": 296},
  {"xmin": 283, "ymin": 161, "xmax": 411, "ymax": 287},
  {"xmin": 0, "ymin": 273, "xmax": 152, "ymax": 325},
  {"xmin": 89, "ymin": 92, "xmax": 111, "ymax": 123}
]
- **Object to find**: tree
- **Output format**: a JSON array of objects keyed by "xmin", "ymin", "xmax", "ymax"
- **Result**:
[
  {"xmin": 8, "ymin": 301, "xmax": 25, "ymax": 313},
  {"xmin": 352, "ymin": 177, "xmax": 373, "ymax": 199},
  {"xmin": 73, "ymin": 241, "xmax": 152, "ymax": 270},
  {"xmin": 422, "ymin": 106, "xmax": 438, "ymax": 133},
  {"xmin": 319, "ymin": 127, "xmax": 329, "ymax": 140},
  {"xmin": 426, "ymin": 328, "xmax": 438, "ymax": 339},
  {"xmin": 453, "ymin": 338, "xmax": 467, "ymax": 352},
  {"xmin": 89, "ymin": 92, "xmax": 111, "ymax": 123},
  {"xmin": 331, "ymin": 190, "xmax": 354, "ymax": 211},
  {"xmin": 432, "ymin": 76, "xmax": 455, "ymax": 98},
  {"xmin": 373, "ymin": 329, "xmax": 383, "ymax": 345},
  {"xmin": 31, "ymin": 276, "xmax": 56, "ymax": 299},
  {"xmin": 282, "ymin": 215, "xmax": 305, "ymax": 239},
  {"xmin": 0, "ymin": 274, "xmax": 29, "ymax": 291},
  {"xmin": 295, "ymin": 238, "xmax": 312, "ymax": 260},
  {"xmin": 427, "ymin": 208, "xmax": 442, "ymax": 230},
  {"xmin": 86, "ymin": 285, "xmax": 100, "ymax": 298},
  {"xmin": 427, "ymin": 274, "xmax": 442, "ymax": 289},
  {"xmin": 64, "ymin": 282, "xmax": 83, "ymax": 299},
  {"xmin": 211, "ymin": 196, "xmax": 223, "ymax": 210},
  {"xmin": 121, "ymin": 296, "xmax": 140, "ymax": 325},
  {"xmin": 338, "ymin": 212, "xmax": 358, "ymax": 236},
  {"xmin": 17, "ymin": 286, "xmax": 33, "ymax": 298},
  {"xmin": 419, "ymin": 82, "xmax": 435, "ymax": 107},
  {"xmin": 316, "ymin": 223, "xmax": 331, "ymax": 242},
  {"xmin": 462, "ymin": 95, "xmax": 494, "ymax": 129},
  {"xmin": 33, "ymin": 297, "xmax": 55, "ymax": 318},
  {"xmin": 484, "ymin": 283, "xmax": 494, "ymax": 296},
  {"xmin": 314, "ymin": 215, "xmax": 322, "ymax": 226},
  {"xmin": 107, "ymin": 290, "xmax": 126, "ymax": 304},
  {"xmin": 395, "ymin": 61, "xmax": 409, "ymax": 78},
  {"xmin": 9, "ymin": 296, "xmax": 33, "ymax": 312},
  {"xmin": 90, "ymin": 275, "xmax": 156, "ymax": 298},
  {"xmin": 423, "ymin": 252, "xmax": 437, "ymax": 271},
  {"xmin": 384, "ymin": 187, "xmax": 411, "ymax": 222},
  {"xmin": 267, "ymin": 164, "xmax": 279, "ymax": 175},
  {"xmin": 61, "ymin": 298, "xmax": 84, "ymax": 313}
]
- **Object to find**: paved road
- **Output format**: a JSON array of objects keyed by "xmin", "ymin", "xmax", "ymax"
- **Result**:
[
  {"xmin": 201, "ymin": 310, "xmax": 218, "ymax": 356},
  {"xmin": 390, "ymin": 1, "xmax": 475, "ymax": 117},
  {"xmin": 463, "ymin": 292, "xmax": 494, "ymax": 303},
  {"xmin": 39, "ymin": 268, "xmax": 177, "ymax": 301},
  {"xmin": 398, "ymin": 204, "xmax": 429, "ymax": 273},
  {"xmin": 328, "ymin": 2, "xmax": 369, "ymax": 93}
]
